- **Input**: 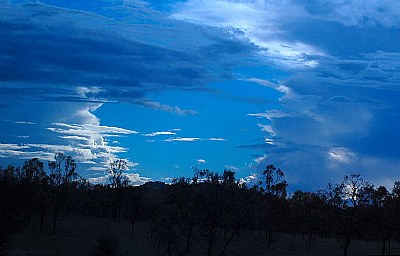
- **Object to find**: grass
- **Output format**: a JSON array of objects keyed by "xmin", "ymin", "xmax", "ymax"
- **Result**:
[
  {"xmin": 6, "ymin": 215, "xmax": 400, "ymax": 256},
  {"xmin": 8, "ymin": 216, "xmax": 153, "ymax": 256}
]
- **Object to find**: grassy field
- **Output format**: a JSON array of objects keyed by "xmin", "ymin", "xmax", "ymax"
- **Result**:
[{"xmin": 6, "ymin": 215, "xmax": 400, "ymax": 256}]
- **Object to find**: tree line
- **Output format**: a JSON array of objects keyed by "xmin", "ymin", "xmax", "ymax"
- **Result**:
[{"xmin": 1, "ymin": 154, "xmax": 400, "ymax": 255}]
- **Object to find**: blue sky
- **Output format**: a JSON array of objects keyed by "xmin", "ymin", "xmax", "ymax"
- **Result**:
[{"xmin": 1, "ymin": 0, "xmax": 400, "ymax": 190}]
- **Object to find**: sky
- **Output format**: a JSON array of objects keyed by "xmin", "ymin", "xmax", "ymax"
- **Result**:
[{"xmin": 1, "ymin": 0, "xmax": 400, "ymax": 191}]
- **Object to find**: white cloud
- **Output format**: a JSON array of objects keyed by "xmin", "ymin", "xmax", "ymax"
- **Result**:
[
  {"xmin": 125, "ymin": 173, "xmax": 152, "ymax": 186},
  {"xmin": 50, "ymin": 122, "xmax": 138, "ymax": 136},
  {"xmin": 0, "ymin": 144, "xmax": 56, "ymax": 161},
  {"xmin": 87, "ymin": 166, "xmax": 108, "ymax": 171},
  {"xmin": 88, "ymin": 173, "xmax": 151, "ymax": 186},
  {"xmin": 246, "ymin": 78, "xmax": 290, "ymax": 94},
  {"xmin": 164, "ymin": 137, "xmax": 226, "ymax": 142},
  {"xmin": 328, "ymin": 147, "xmax": 357, "ymax": 164},
  {"xmin": 238, "ymin": 173, "xmax": 259, "ymax": 186},
  {"xmin": 264, "ymin": 137, "xmax": 274, "ymax": 145},
  {"xmin": 248, "ymin": 110, "xmax": 290, "ymax": 120},
  {"xmin": 164, "ymin": 137, "xmax": 202, "ymax": 142},
  {"xmin": 45, "ymin": 119, "xmax": 140, "ymax": 169},
  {"xmin": 258, "ymin": 123, "xmax": 275, "ymax": 136},
  {"xmin": 0, "ymin": 105, "xmax": 139, "ymax": 171},
  {"xmin": 14, "ymin": 121, "xmax": 35, "ymax": 125},
  {"xmin": 76, "ymin": 86, "xmax": 104, "ymax": 98},
  {"xmin": 0, "ymin": 143, "xmax": 30, "ymax": 150},
  {"xmin": 254, "ymin": 154, "xmax": 267, "ymax": 164},
  {"xmin": 207, "ymin": 137, "xmax": 227, "ymax": 141},
  {"xmin": 171, "ymin": 0, "xmax": 324, "ymax": 68},
  {"xmin": 196, "ymin": 159, "xmax": 206, "ymax": 164},
  {"xmin": 59, "ymin": 136, "xmax": 90, "ymax": 142},
  {"xmin": 144, "ymin": 131, "xmax": 177, "ymax": 137}
]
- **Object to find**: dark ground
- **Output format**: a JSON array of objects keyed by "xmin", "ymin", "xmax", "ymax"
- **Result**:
[{"xmin": 6, "ymin": 215, "xmax": 400, "ymax": 256}]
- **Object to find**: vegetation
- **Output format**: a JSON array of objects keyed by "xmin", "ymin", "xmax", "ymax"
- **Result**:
[{"xmin": 1, "ymin": 154, "xmax": 400, "ymax": 255}]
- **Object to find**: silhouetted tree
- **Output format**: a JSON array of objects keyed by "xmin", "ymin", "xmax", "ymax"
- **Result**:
[
  {"xmin": 0, "ymin": 165, "xmax": 34, "ymax": 250},
  {"xmin": 48, "ymin": 153, "xmax": 77, "ymax": 234},
  {"xmin": 368, "ymin": 185, "xmax": 397, "ymax": 255},
  {"xmin": 261, "ymin": 165, "xmax": 288, "ymax": 248},
  {"xmin": 22, "ymin": 158, "xmax": 47, "ymax": 184},
  {"xmin": 127, "ymin": 186, "xmax": 142, "ymax": 237},
  {"xmin": 21, "ymin": 158, "xmax": 48, "ymax": 228},
  {"xmin": 262, "ymin": 164, "xmax": 287, "ymax": 197},
  {"xmin": 325, "ymin": 173, "xmax": 373, "ymax": 256},
  {"xmin": 108, "ymin": 159, "xmax": 129, "ymax": 222},
  {"xmin": 290, "ymin": 190, "xmax": 327, "ymax": 248}
]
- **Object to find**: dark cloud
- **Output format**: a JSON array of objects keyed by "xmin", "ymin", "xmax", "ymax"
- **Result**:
[
  {"xmin": 0, "ymin": 1, "xmax": 257, "ymax": 103},
  {"xmin": 283, "ymin": 20, "xmax": 400, "ymax": 57}
]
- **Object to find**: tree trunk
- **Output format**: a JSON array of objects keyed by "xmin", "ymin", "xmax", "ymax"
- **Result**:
[
  {"xmin": 184, "ymin": 224, "xmax": 194, "ymax": 255},
  {"xmin": 40, "ymin": 209, "xmax": 45, "ymax": 231},
  {"xmin": 52, "ymin": 211, "xmax": 58, "ymax": 235},
  {"xmin": 219, "ymin": 232, "xmax": 235, "ymax": 256},
  {"xmin": 382, "ymin": 237, "xmax": 387, "ymax": 255},
  {"xmin": 343, "ymin": 238, "xmax": 351, "ymax": 256},
  {"xmin": 207, "ymin": 228, "xmax": 214, "ymax": 256},
  {"xmin": 131, "ymin": 206, "xmax": 138, "ymax": 237}
]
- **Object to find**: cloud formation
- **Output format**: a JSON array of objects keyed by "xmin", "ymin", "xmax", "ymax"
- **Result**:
[
  {"xmin": 172, "ymin": 0, "xmax": 400, "ymax": 188},
  {"xmin": 2, "ymin": 0, "xmax": 400, "ymax": 189},
  {"xmin": 0, "ymin": 0, "xmax": 256, "ymax": 174}
]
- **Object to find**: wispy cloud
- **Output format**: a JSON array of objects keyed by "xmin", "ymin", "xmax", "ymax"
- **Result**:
[
  {"xmin": 207, "ymin": 137, "xmax": 227, "ymax": 141},
  {"xmin": 50, "ymin": 122, "xmax": 138, "ymax": 136},
  {"xmin": 14, "ymin": 121, "xmax": 35, "ymax": 125},
  {"xmin": 134, "ymin": 100, "xmax": 198, "ymax": 116},
  {"xmin": 0, "ymin": 144, "xmax": 30, "ymax": 150},
  {"xmin": 246, "ymin": 78, "xmax": 290, "ymax": 94},
  {"xmin": 257, "ymin": 124, "xmax": 275, "ymax": 137},
  {"xmin": 144, "ymin": 131, "xmax": 177, "ymax": 137},
  {"xmin": 164, "ymin": 137, "xmax": 228, "ymax": 142},
  {"xmin": 328, "ymin": 147, "xmax": 357, "ymax": 164},
  {"xmin": 248, "ymin": 110, "xmax": 291, "ymax": 120},
  {"xmin": 254, "ymin": 155, "xmax": 267, "ymax": 164},
  {"xmin": 164, "ymin": 137, "xmax": 201, "ymax": 142}
]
